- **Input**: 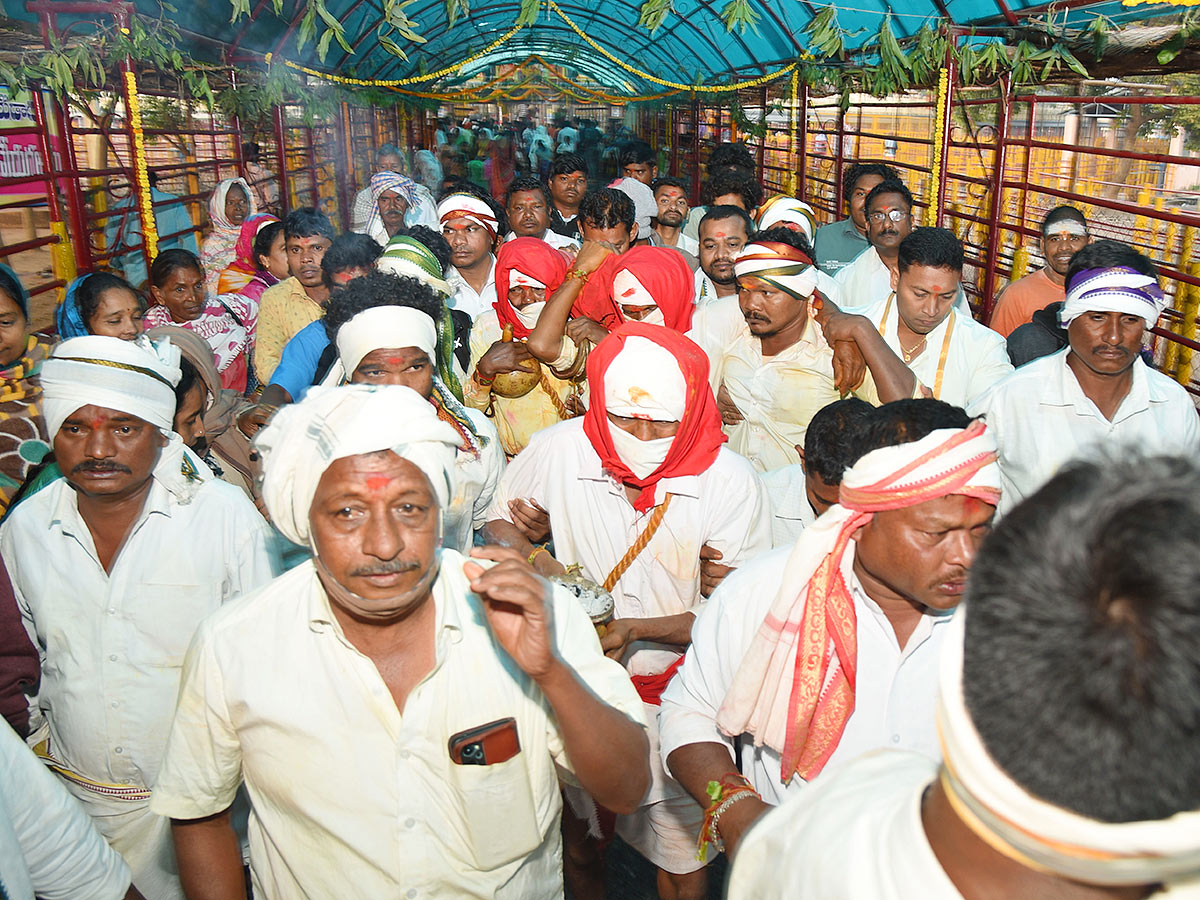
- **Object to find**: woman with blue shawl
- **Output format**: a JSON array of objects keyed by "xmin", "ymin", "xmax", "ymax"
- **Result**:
[{"xmin": 54, "ymin": 272, "xmax": 144, "ymax": 341}]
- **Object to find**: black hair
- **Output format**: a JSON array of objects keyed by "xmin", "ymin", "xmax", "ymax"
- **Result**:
[
  {"xmin": 505, "ymin": 175, "xmax": 550, "ymax": 209},
  {"xmin": 651, "ymin": 176, "xmax": 689, "ymax": 196},
  {"xmin": 1042, "ymin": 205, "xmax": 1087, "ymax": 233},
  {"xmin": 320, "ymin": 232, "xmax": 383, "ymax": 284},
  {"xmin": 398, "ymin": 225, "xmax": 452, "ymax": 274},
  {"xmin": 701, "ymin": 169, "xmax": 763, "ymax": 211},
  {"xmin": 323, "ymin": 270, "xmax": 443, "ymax": 342},
  {"xmin": 755, "ymin": 225, "xmax": 814, "ymax": 258},
  {"xmin": 619, "ymin": 141, "xmax": 656, "ymax": 168},
  {"xmin": 842, "ymin": 162, "xmax": 901, "ymax": 205},
  {"xmin": 150, "ymin": 248, "xmax": 202, "ymax": 288},
  {"xmin": 252, "ymin": 221, "xmax": 285, "ymax": 268},
  {"xmin": 708, "ymin": 142, "xmax": 756, "ymax": 175},
  {"xmin": 897, "ymin": 227, "xmax": 964, "ymax": 274},
  {"xmin": 856, "ymin": 398, "xmax": 970, "ymax": 456},
  {"xmin": 174, "ymin": 356, "xmax": 203, "ymax": 411},
  {"xmin": 242, "ymin": 141, "xmax": 262, "ymax": 162},
  {"xmin": 549, "ymin": 153, "xmax": 587, "ymax": 179},
  {"xmin": 283, "ymin": 207, "xmax": 335, "ymax": 242},
  {"xmin": 0, "ymin": 268, "xmax": 26, "ymax": 320},
  {"xmin": 77, "ymin": 272, "xmax": 139, "ymax": 331},
  {"xmin": 964, "ymin": 454, "xmax": 1200, "ymax": 822},
  {"xmin": 864, "ymin": 178, "xmax": 913, "ymax": 215},
  {"xmin": 579, "ymin": 188, "xmax": 635, "ymax": 233},
  {"xmin": 804, "ymin": 397, "xmax": 876, "ymax": 486},
  {"xmin": 699, "ymin": 204, "xmax": 754, "ymax": 239},
  {"xmin": 1065, "ymin": 239, "xmax": 1156, "ymax": 292}
]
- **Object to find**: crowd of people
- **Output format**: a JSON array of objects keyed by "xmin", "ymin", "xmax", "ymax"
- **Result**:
[{"xmin": 0, "ymin": 124, "xmax": 1198, "ymax": 900}]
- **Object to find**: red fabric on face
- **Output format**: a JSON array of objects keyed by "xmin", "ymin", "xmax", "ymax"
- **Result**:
[
  {"xmin": 493, "ymin": 237, "xmax": 569, "ymax": 338},
  {"xmin": 229, "ymin": 213, "xmax": 279, "ymax": 276},
  {"xmin": 572, "ymin": 246, "xmax": 696, "ymax": 333},
  {"xmin": 582, "ymin": 321, "xmax": 726, "ymax": 512}
]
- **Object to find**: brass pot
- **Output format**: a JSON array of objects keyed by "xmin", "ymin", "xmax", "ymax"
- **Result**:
[{"xmin": 490, "ymin": 322, "xmax": 542, "ymax": 398}]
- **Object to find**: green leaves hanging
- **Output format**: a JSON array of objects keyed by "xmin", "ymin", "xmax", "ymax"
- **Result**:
[
  {"xmin": 720, "ymin": 0, "xmax": 761, "ymax": 35},
  {"xmin": 637, "ymin": 0, "xmax": 674, "ymax": 33},
  {"xmin": 377, "ymin": 0, "xmax": 428, "ymax": 61}
]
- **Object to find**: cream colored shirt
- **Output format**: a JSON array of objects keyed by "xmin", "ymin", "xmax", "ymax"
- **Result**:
[
  {"xmin": 447, "ymin": 259, "xmax": 497, "ymax": 321},
  {"xmin": 444, "ymin": 407, "xmax": 506, "ymax": 551},
  {"xmin": 151, "ymin": 553, "xmax": 644, "ymax": 900},
  {"xmin": 0, "ymin": 478, "xmax": 277, "ymax": 790},
  {"xmin": 254, "ymin": 277, "xmax": 324, "ymax": 383},
  {"xmin": 852, "ymin": 293, "xmax": 1013, "ymax": 408},
  {"xmin": 690, "ymin": 295, "xmax": 879, "ymax": 472},
  {"xmin": 464, "ymin": 311, "xmax": 587, "ymax": 457}
]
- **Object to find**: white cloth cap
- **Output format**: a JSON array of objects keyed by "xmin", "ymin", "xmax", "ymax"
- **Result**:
[
  {"xmin": 334, "ymin": 306, "xmax": 438, "ymax": 378},
  {"xmin": 255, "ymin": 384, "xmax": 462, "ymax": 546},
  {"xmin": 613, "ymin": 269, "xmax": 656, "ymax": 309},
  {"xmin": 733, "ymin": 241, "xmax": 820, "ymax": 301},
  {"xmin": 437, "ymin": 194, "xmax": 499, "ymax": 236},
  {"xmin": 510, "ymin": 270, "xmax": 547, "ymax": 293},
  {"xmin": 612, "ymin": 177, "xmax": 656, "ymax": 240},
  {"xmin": 42, "ymin": 334, "xmax": 182, "ymax": 437},
  {"xmin": 756, "ymin": 196, "xmax": 819, "ymax": 242},
  {"xmin": 603, "ymin": 335, "xmax": 686, "ymax": 421}
]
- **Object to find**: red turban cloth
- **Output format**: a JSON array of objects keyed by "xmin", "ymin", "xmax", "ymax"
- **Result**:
[
  {"xmin": 573, "ymin": 246, "xmax": 696, "ymax": 333},
  {"xmin": 493, "ymin": 237, "xmax": 569, "ymax": 338},
  {"xmin": 582, "ymin": 321, "xmax": 725, "ymax": 513}
]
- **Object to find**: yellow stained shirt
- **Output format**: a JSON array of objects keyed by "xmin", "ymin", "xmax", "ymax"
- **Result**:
[{"xmin": 254, "ymin": 277, "xmax": 324, "ymax": 383}]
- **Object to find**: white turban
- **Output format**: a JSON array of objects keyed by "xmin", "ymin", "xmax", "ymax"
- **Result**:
[
  {"xmin": 756, "ymin": 195, "xmax": 818, "ymax": 242},
  {"xmin": 42, "ymin": 334, "xmax": 181, "ymax": 437},
  {"xmin": 718, "ymin": 420, "xmax": 1001, "ymax": 782},
  {"xmin": 734, "ymin": 240, "xmax": 820, "ymax": 301},
  {"xmin": 255, "ymin": 384, "xmax": 463, "ymax": 546},
  {"xmin": 437, "ymin": 194, "xmax": 499, "ymax": 237},
  {"xmin": 938, "ymin": 611, "xmax": 1200, "ymax": 890},
  {"xmin": 603, "ymin": 335, "xmax": 687, "ymax": 421},
  {"xmin": 323, "ymin": 306, "xmax": 439, "ymax": 389},
  {"xmin": 1060, "ymin": 266, "xmax": 1168, "ymax": 328},
  {"xmin": 611, "ymin": 177, "xmax": 656, "ymax": 240}
]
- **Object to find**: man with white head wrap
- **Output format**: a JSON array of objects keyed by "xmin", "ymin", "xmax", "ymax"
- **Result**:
[
  {"xmin": 0, "ymin": 335, "xmax": 276, "ymax": 900},
  {"xmin": 661, "ymin": 400, "xmax": 999, "ymax": 868},
  {"xmin": 354, "ymin": 171, "xmax": 439, "ymax": 246},
  {"xmin": 755, "ymin": 197, "xmax": 842, "ymax": 304},
  {"xmin": 319, "ymin": 270, "xmax": 505, "ymax": 552},
  {"xmin": 689, "ymin": 232, "xmax": 917, "ymax": 472},
  {"xmin": 152, "ymin": 383, "xmax": 649, "ymax": 900},
  {"xmin": 727, "ymin": 453, "xmax": 1200, "ymax": 900},
  {"xmin": 969, "ymin": 240, "xmax": 1199, "ymax": 513},
  {"xmin": 439, "ymin": 193, "xmax": 500, "ymax": 320},
  {"xmin": 484, "ymin": 323, "xmax": 771, "ymax": 898}
]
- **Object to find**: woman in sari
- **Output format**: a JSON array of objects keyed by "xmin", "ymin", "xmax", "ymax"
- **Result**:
[
  {"xmin": 217, "ymin": 212, "xmax": 279, "ymax": 296},
  {"xmin": 200, "ymin": 177, "xmax": 256, "ymax": 295}
]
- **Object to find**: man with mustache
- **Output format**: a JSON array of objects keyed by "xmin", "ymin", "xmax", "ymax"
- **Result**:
[
  {"xmin": 812, "ymin": 162, "xmax": 897, "ymax": 275},
  {"xmin": 693, "ymin": 205, "xmax": 753, "ymax": 307},
  {"xmin": 660, "ymin": 400, "xmax": 999, "ymax": 866},
  {"xmin": 152, "ymin": 384, "xmax": 648, "ymax": 900},
  {"xmin": 503, "ymin": 176, "xmax": 579, "ymax": 252},
  {"xmin": 439, "ymin": 192, "xmax": 501, "ymax": 321},
  {"xmin": 649, "ymin": 177, "xmax": 698, "ymax": 257},
  {"xmin": 970, "ymin": 240, "xmax": 1200, "ymax": 513},
  {"xmin": 0, "ymin": 335, "xmax": 277, "ymax": 899}
]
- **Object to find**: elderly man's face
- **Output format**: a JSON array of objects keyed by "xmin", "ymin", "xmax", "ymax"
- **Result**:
[
  {"xmin": 866, "ymin": 192, "xmax": 913, "ymax": 253},
  {"xmin": 54, "ymin": 404, "xmax": 166, "ymax": 501},
  {"xmin": 350, "ymin": 347, "xmax": 434, "ymax": 398},
  {"xmin": 378, "ymin": 153, "xmax": 402, "ymax": 173},
  {"xmin": 853, "ymin": 494, "xmax": 994, "ymax": 612},
  {"xmin": 506, "ymin": 189, "xmax": 550, "ymax": 238},
  {"xmin": 310, "ymin": 451, "xmax": 440, "ymax": 616},
  {"xmin": 377, "ymin": 189, "xmax": 408, "ymax": 236}
]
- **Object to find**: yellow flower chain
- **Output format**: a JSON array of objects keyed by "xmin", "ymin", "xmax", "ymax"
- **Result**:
[
  {"xmin": 925, "ymin": 65, "xmax": 949, "ymax": 227},
  {"xmin": 123, "ymin": 69, "xmax": 159, "ymax": 259}
]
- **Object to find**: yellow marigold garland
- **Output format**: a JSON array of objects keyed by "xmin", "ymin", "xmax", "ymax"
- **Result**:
[
  {"xmin": 925, "ymin": 65, "xmax": 949, "ymax": 227},
  {"xmin": 123, "ymin": 69, "xmax": 158, "ymax": 259}
]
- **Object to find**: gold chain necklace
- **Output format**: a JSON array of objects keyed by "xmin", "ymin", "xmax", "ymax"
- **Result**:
[{"xmin": 900, "ymin": 335, "xmax": 927, "ymax": 363}]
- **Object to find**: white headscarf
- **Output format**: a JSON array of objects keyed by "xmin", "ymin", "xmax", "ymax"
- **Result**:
[
  {"xmin": 734, "ymin": 240, "xmax": 820, "ymax": 301},
  {"xmin": 938, "ymin": 611, "xmax": 1200, "ymax": 892},
  {"xmin": 611, "ymin": 176, "xmax": 656, "ymax": 240},
  {"xmin": 255, "ymin": 384, "xmax": 462, "ymax": 546},
  {"xmin": 603, "ymin": 335, "xmax": 687, "ymax": 421},
  {"xmin": 437, "ymin": 194, "xmax": 499, "ymax": 238},
  {"xmin": 322, "ymin": 306, "xmax": 439, "ymax": 386},
  {"xmin": 756, "ymin": 195, "xmax": 819, "ymax": 243},
  {"xmin": 207, "ymin": 177, "xmax": 257, "ymax": 233},
  {"xmin": 1060, "ymin": 266, "xmax": 1169, "ymax": 329},
  {"xmin": 41, "ymin": 334, "xmax": 210, "ymax": 502}
]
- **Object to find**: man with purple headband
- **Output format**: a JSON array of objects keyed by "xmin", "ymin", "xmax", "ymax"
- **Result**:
[{"xmin": 970, "ymin": 240, "xmax": 1199, "ymax": 513}]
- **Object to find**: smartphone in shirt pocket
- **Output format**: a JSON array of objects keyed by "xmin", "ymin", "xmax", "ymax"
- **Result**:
[{"xmin": 448, "ymin": 717, "xmax": 542, "ymax": 870}]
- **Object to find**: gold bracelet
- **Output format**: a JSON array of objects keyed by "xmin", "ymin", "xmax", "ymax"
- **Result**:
[{"xmin": 528, "ymin": 546, "xmax": 550, "ymax": 566}]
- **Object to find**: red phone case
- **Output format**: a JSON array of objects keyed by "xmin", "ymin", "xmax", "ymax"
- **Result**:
[{"xmin": 448, "ymin": 717, "xmax": 520, "ymax": 765}]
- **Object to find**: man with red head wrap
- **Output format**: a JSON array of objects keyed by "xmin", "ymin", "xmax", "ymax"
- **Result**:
[
  {"xmin": 483, "ymin": 322, "xmax": 772, "ymax": 899},
  {"xmin": 464, "ymin": 237, "xmax": 587, "ymax": 456}
]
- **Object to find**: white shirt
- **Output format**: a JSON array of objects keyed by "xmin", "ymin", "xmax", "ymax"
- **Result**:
[
  {"xmin": 758, "ymin": 464, "xmax": 814, "ymax": 547},
  {"xmin": 653, "ymin": 230, "xmax": 700, "ymax": 257},
  {"xmin": 445, "ymin": 407, "xmax": 506, "ymax": 552},
  {"xmin": 727, "ymin": 751, "xmax": 961, "ymax": 900},
  {"xmin": 505, "ymin": 230, "xmax": 579, "ymax": 253},
  {"xmin": 852, "ymin": 293, "xmax": 1013, "ymax": 408},
  {"xmin": 968, "ymin": 348, "xmax": 1200, "ymax": 513},
  {"xmin": 0, "ymin": 721, "xmax": 131, "ymax": 900},
  {"xmin": 693, "ymin": 269, "xmax": 726, "ymax": 307},
  {"xmin": 150, "ymin": 553, "xmax": 644, "ymax": 900},
  {"xmin": 447, "ymin": 258, "xmax": 497, "ymax": 320},
  {"xmin": 835, "ymin": 246, "xmax": 969, "ymax": 314},
  {"xmin": 689, "ymin": 296, "xmax": 879, "ymax": 473},
  {"xmin": 556, "ymin": 126, "xmax": 578, "ymax": 153},
  {"xmin": 659, "ymin": 545, "xmax": 954, "ymax": 805},
  {"xmin": 0, "ymin": 477, "xmax": 278, "ymax": 789},
  {"xmin": 487, "ymin": 418, "xmax": 772, "ymax": 678}
]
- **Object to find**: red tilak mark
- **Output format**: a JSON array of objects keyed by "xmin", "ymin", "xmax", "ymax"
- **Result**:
[
  {"xmin": 620, "ymin": 287, "xmax": 638, "ymax": 299},
  {"xmin": 365, "ymin": 475, "xmax": 392, "ymax": 492},
  {"xmin": 387, "ymin": 357, "xmax": 404, "ymax": 366},
  {"xmin": 90, "ymin": 417, "xmax": 105, "ymax": 429},
  {"xmin": 714, "ymin": 231, "xmax": 727, "ymax": 238}
]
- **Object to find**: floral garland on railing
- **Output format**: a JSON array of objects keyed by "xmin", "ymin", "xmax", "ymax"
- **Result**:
[
  {"xmin": 123, "ymin": 69, "xmax": 158, "ymax": 259},
  {"xmin": 925, "ymin": 65, "xmax": 950, "ymax": 227}
]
